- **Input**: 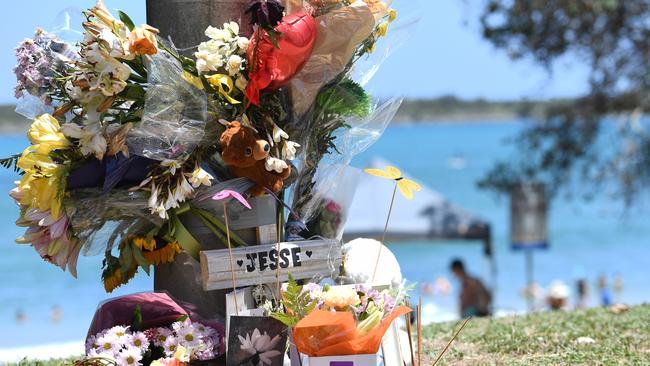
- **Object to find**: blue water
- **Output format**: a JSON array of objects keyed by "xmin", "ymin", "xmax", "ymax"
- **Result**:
[{"xmin": 2, "ymin": 121, "xmax": 649, "ymax": 348}]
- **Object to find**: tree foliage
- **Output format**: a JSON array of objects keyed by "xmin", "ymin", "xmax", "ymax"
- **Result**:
[{"xmin": 477, "ymin": 0, "xmax": 650, "ymax": 205}]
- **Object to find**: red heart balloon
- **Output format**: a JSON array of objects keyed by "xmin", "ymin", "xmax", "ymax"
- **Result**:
[{"xmin": 246, "ymin": 12, "xmax": 317, "ymax": 105}]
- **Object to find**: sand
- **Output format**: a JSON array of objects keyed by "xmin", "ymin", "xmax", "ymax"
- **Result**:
[{"xmin": 0, "ymin": 340, "xmax": 83, "ymax": 363}]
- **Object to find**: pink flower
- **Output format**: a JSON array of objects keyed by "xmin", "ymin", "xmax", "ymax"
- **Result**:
[
  {"xmin": 325, "ymin": 200, "xmax": 341, "ymax": 213},
  {"xmin": 16, "ymin": 208, "xmax": 82, "ymax": 278},
  {"xmin": 211, "ymin": 189, "xmax": 251, "ymax": 209}
]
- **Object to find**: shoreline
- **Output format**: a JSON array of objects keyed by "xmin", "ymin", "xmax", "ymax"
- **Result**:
[{"xmin": 0, "ymin": 340, "xmax": 83, "ymax": 363}]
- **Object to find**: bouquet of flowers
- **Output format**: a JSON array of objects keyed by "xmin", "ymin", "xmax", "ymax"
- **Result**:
[
  {"xmin": 87, "ymin": 318, "xmax": 222, "ymax": 365},
  {"xmin": 272, "ymin": 278, "xmax": 410, "ymax": 358},
  {"xmin": 84, "ymin": 292, "xmax": 224, "ymax": 365},
  {"xmin": 5, "ymin": 0, "xmax": 403, "ymax": 292}
]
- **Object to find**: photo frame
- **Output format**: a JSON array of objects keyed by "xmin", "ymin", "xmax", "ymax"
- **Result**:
[{"xmin": 227, "ymin": 316, "xmax": 289, "ymax": 366}]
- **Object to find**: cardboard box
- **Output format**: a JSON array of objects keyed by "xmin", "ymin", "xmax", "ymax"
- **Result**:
[{"xmin": 307, "ymin": 353, "xmax": 379, "ymax": 366}]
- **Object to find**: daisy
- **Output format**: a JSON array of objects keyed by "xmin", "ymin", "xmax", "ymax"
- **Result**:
[
  {"xmin": 163, "ymin": 336, "xmax": 179, "ymax": 357},
  {"xmin": 96, "ymin": 334, "xmax": 120, "ymax": 354},
  {"xmin": 118, "ymin": 347, "xmax": 143, "ymax": 366},
  {"xmin": 130, "ymin": 331, "xmax": 150, "ymax": 351},
  {"xmin": 106, "ymin": 325, "xmax": 130, "ymax": 339},
  {"xmin": 153, "ymin": 327, "xmax": 173, "ymax": 347}
]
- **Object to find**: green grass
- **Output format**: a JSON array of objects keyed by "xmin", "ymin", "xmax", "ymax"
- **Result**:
[
  {"xmin": 422, "ymin": 304, "xmax": 650, "ymax": 365},
  {"xmin": 7, "ymin": 305, "xmax": 649, "ymax": 366},
  {"xmin": 10, "ymin": 357, "xmax": 81, "ymax": 366}
]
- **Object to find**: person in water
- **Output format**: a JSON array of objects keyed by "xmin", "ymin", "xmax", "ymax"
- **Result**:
[{"xmin": 450, "ymin": 258, "xmax": 492, "ymax": 317}]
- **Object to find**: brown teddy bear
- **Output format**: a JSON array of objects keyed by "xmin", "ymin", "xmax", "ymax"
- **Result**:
[{"xmin": 220, "ymin": 121, "xmax": 291, "ymax": 196}]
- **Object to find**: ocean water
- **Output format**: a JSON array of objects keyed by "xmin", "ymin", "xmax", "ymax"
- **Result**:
[{"xmin": 2, "ymin": 121, "xmax": 649, "ymax": 348}]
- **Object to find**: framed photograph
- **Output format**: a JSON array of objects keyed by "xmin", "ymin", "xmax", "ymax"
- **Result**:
[{"xmin": 227, "ymin": 316, "xmax": 288, "ymax": 366}]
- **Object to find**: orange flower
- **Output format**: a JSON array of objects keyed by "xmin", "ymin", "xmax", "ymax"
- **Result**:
[{"xmin": 129, "ymin": 25, "xmax": 159, "ymax": 56}]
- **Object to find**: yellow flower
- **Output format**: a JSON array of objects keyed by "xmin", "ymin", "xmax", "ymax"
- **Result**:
[
  {"xmin": 102, "ymin": 264, "xmax": 137, "ymax": 293},
  {"xmin": 27, "ymin": 114, "xmax": 70, "ymax": 155},
  {"xmin": 376, "ymin": 22, "xmax": 389, "ymax": 38},
  {"xmin": 16, "ymin": 150, "xmax": 69, "ymax": 219},
  {"xmin": 133, "ymin": 236, "xmax": 156, "ymax": 251},
  {"xmin": 388, "ymin": 8, "xmax": 397, "ymax": 23},
  {"xmin": 173, "ymin": 346, "xmax": 190, "ymax": 363},
  {"xmin": 322, "ymin": 286, "xmax": 361, "ymax": 309},
  {"xmin": 143, "ymin": 241, "xmax": 181, "ymax": 265}
]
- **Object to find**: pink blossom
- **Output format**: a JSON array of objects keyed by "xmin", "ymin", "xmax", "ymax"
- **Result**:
[{"xmin": 211, "ymin": 189, "xmax": 251, "ymax": 209}]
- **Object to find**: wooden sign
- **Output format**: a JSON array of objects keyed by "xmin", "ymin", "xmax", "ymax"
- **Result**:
[{"xmin": 200, "ymin": 239, "xmax": 342, "ymax": 291}]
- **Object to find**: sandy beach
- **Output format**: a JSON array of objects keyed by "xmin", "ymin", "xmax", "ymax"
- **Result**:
[{"xmin": 0, "ymin": 341, "xmax": 83, "ymax": 363}]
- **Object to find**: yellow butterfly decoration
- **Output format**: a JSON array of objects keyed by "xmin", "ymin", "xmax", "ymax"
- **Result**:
[{"xmin": 364, "ymin": 165, "xmax": 422, "ymax": 199}]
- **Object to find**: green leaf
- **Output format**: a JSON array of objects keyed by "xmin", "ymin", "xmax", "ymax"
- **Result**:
[
  {"xmin": 119, "ymin": 244, "xmax": 133, "ymax": 273},
  {"xmin": 271, "ymin": 273, "xmax": 318, "ymax": 327},
  {"xmin": 0, "ymin": 154, "xmax": 22, "ymax": 173},
  {"xmin": 132, "ymin": 305, "xmax": 143, "ymax": 331},
  {"xmin": 118, "ymin": 10, "xmax": 136, "ymax": 31},
  {"xmin": 132, "ymin": 246, "xmax": 151, "ymax": 275},
  {"xmin": 316, "ymin": 79, "xmax": 371, "ymax": 118},
  {"xmin": 119, "ymin": 84, "xmax": 146, "ymax": 100}
]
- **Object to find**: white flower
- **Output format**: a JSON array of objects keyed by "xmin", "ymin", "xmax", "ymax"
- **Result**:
[
  {"xmin": 118, "ymin": 347, "xmax": 143, "ymax": 366},
  {"xmin": 130, "ymin": 332, "xmax": 150, "ymax": 350},
  {"xmin": 223, "ymin": 21, "xmax": 240, "ymax": 38},
  {"xmin": 265, "ymin": 157, "xmax": 288, "ymax": 173},
  {"xmin": 60, "ymin": 121, "xmax": 108, "ymax": 160},
  {"xmin": 152, "ymin": 203, "xmax": 167, "ymax": 220},
  {"xmin": 163, "ymin": 336, "xmax": 180, "ymax": 357},
  {"xmin": 195, "ymin": 23, "xmax": 247, "ymax": 74},
  {"xmin": 236, "ymin": 36, "xmax": 250, "ymax": 52},
  {"xmin": 271, "ymin": 122, "xmax": 289, "ymax": 143},
  {"xmin": 86, "ymin": 335, "xmax": 99, "ymax": 352},
  {"xmin": 148, "ymin": 181, "xmax": 159, "ymax": 208},
  {"xmin": 164, "ymin": 188, "xmax": 181, "ymax": 210},
  {"xmin": 153, "ymin": 327, "xmax": 174, "ymax": 347},
  {"xmin": 282, "ymin": 141, "xmax": 300, "ymax": 160},
  {"xmin": 108, "ymin": 325, "xmax": 129, "ymax": 337},
  {"xmin": 161, "ymin": 159, "xmax": 182, "ymax": 175},
  {"xmin": 238, "ymin": 328, "xmax": 282, "ymax": 366},
  {"xmin": 65, "ymin": 80, "xmax": 84, "ymax": 100},
  {"xmin": 226, "ymin": 54, "xmax": 243, "ymax": 76},
  {"xmin": 235, "ymin": 74, "xmax": 248, "ymax": 91},
  {"xmin": 176, "ymin": 175, "xmax": 195, "ymax": 200},
  {"xmin": 96, "ymin": 334, "xmax": 120, "ymax": 354},
  {"xmin": 205, "ymin": 25, "xmax": 230, "ymax": 41},
  {"xmin": 187, "ymin": 166, "xmax": 213, "ymax": 188},
  {"xmin": 87, "ymin": 348, "xmax": 111, "ymax": 359}
]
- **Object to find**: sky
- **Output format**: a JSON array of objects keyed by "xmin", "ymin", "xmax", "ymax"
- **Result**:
[{"xmin": 0, "ymin": 0, "xmax": 591, "ymax": 104}]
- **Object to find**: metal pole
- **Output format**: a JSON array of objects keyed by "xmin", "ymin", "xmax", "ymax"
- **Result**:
[{"xmin": 146, "ymin": 0, "xmax": 251, "ymax": 319}]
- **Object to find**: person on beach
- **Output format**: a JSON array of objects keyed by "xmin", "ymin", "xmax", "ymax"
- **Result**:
[
  {"xmin": 450, "ymin": 258, "xmax": 492, "ymax": 317},
  {"xmin": 598, "ymin": 274, "xmax": 612, "ymax": 306}
]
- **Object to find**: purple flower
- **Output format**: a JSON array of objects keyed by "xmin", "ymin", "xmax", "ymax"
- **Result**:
[{"xmin": 13, "ymin": 29, "xmax": 73, "ymax": 104}]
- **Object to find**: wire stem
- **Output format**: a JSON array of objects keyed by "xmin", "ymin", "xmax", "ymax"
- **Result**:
[
  {"xmin": 223, "ymin": 201, "xmax": 239, "ymax": 315},
  {"xmin": 372, "ymin": 181, "xmax": 398, "ymax": 283}
]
